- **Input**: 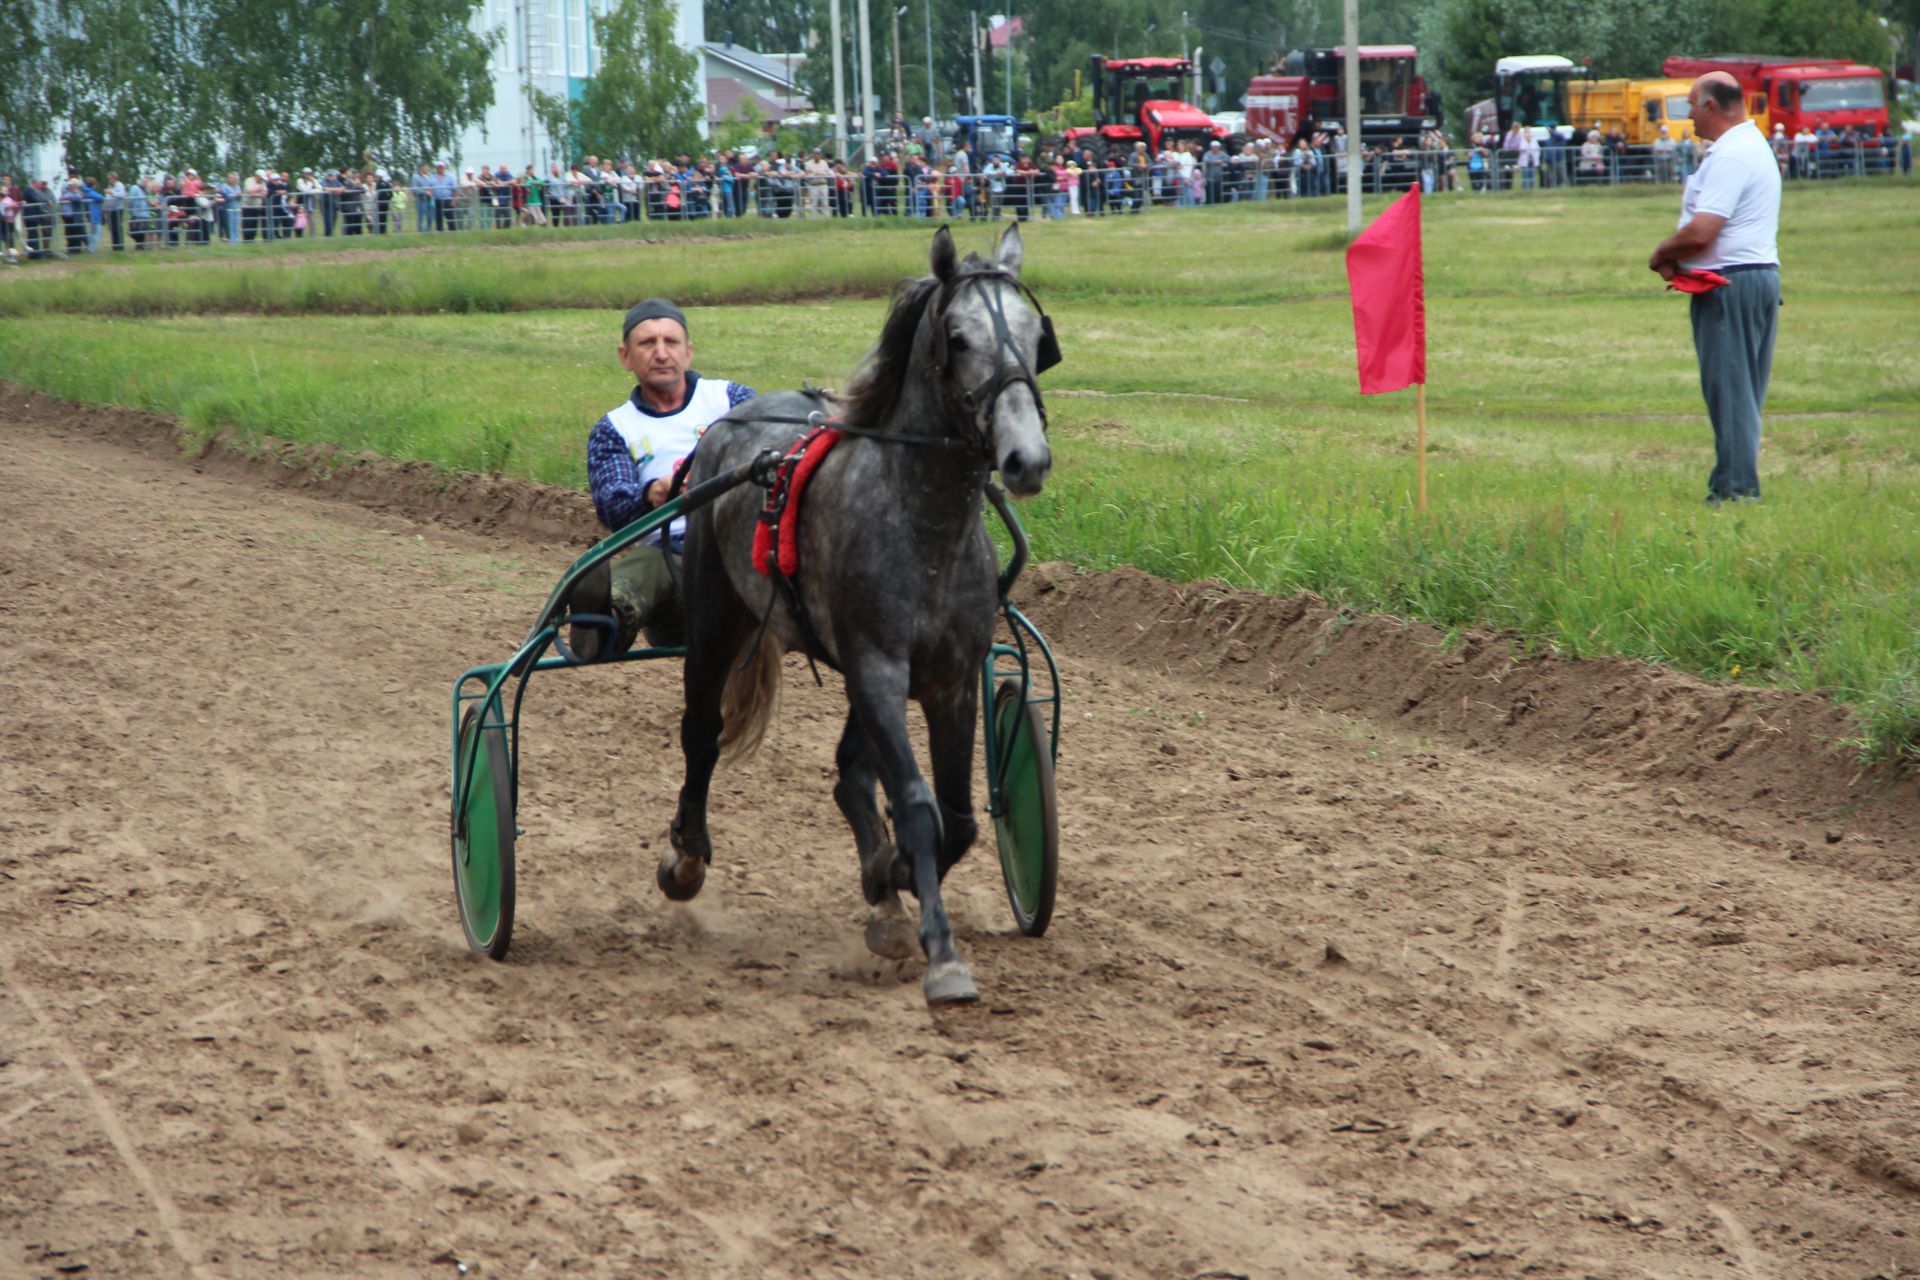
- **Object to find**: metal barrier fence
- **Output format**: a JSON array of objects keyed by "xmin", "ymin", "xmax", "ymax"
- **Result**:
[{"xmin": 7, "ymin": 140, "xmax": 1911, "ymax": 260}]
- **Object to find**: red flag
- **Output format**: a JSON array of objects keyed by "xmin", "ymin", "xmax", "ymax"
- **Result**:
[{"xmin": 1344, "ymin": 189, "xmax": 1425, "ymax": 394}]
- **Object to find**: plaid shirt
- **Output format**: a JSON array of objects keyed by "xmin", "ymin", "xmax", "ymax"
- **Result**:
[{"xmin": 587, "ymin": 375, "xmax": 756, "ymax": 532}]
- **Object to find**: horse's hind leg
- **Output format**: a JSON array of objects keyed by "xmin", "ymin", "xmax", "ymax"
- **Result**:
[
  {"xmin": 833, "ymin": 712, "xmax": 914, "ymax": 960},
  {"xmin": 665, "ymin": 592, "xmax": 752, "ymax": 901},
  {"xmin": 844, "ymin": 662, "xmax": 977, "ymax": 1005}
]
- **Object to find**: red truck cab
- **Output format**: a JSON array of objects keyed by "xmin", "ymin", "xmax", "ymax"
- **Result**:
[{"xmin": 1662, "ymin": 55, "xmax": 1889, "ymax": 138}]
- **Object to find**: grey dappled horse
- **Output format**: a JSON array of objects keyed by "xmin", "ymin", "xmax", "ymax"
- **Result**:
[{"xmin": 660, "ymin": 223, "xmax": 1056, "ymax": 1005}]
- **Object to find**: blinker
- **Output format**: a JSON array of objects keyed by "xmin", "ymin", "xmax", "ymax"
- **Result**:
[{"xmin": 1036, "ymin": 316, "xmax": 1062, "ymax": 373}]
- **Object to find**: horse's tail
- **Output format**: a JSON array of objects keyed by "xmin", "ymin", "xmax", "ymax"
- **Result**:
[{"xmin": 717, "ymin": 634, "xmax": 784, "ymax": 765}]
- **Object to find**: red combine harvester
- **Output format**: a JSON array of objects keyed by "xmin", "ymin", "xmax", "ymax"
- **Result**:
[
  {"xmin": 1245, "ymin": 45, "xmax": 1435, "ymax": 149},
  {"xmin": 1662, "ymin": 54, "xmax": 1889, "ymax": 139},
  {"xmin": 1060, "ymin": 55, "xmax": 1230, "ymax": 164}
]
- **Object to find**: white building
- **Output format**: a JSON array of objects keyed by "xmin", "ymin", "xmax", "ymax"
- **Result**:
[{"xmin": 450, "ymin": 0, "xmax": 710, "ymax": 175}]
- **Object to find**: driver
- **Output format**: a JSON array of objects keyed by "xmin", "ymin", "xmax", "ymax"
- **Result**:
[{"xmin": 571, "ymin": 298, "xmax": 755, "ymax": 660}]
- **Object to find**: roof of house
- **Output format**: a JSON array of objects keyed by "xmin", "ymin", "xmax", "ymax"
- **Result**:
[{"xmin": 703, "ymin": 42, "xmax": 809, "ymax": 91}]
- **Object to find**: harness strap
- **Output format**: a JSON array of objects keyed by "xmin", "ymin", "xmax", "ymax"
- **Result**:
[
  {"xmin": 742, "ymin": 421, "xmax": 844, "ymax": 686},
  {"xmin": 752, "ymin": 426, "xmax": 842, "ymax": 577}
]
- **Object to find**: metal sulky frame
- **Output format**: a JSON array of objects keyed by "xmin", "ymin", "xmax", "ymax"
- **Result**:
[{"xmin": 449, "ymin": 462, "xmax": 1062, "ymax": 960}]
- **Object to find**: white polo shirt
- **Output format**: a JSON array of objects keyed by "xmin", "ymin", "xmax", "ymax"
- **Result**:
[{"xmin": 1679, "ymin": 119, "xmax": 1780, "ymax": 271}]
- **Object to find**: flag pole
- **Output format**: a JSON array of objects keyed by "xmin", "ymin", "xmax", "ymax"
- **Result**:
[{"xmin": 1416, "ymin": 381, "xmax": 1428, "ymax": 511}]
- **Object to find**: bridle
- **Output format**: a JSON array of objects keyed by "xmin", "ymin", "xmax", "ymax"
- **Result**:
[{"xmin": 924, "ymin": 266, "xmax": 1063, "ymax": 457}]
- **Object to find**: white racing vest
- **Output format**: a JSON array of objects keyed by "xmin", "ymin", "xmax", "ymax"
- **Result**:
[{"xmin": 604, "ymin": 375, "xmax": 738, "ymax": 542}]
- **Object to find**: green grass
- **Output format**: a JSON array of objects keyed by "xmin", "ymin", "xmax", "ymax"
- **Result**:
[{"xmin": 4, "ymin": 183, "xmax": 1917, "ymax": 763}]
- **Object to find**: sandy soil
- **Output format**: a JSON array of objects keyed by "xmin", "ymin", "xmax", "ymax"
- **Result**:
[{"xmin": 3, "ymin": 385, "xmax": 1916, "ymax": 1280}]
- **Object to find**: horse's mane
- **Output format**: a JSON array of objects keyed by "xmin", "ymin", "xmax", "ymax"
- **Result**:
[{"xmin": 839, "ymin": 272, "xmax": 942, "ymax": 431}]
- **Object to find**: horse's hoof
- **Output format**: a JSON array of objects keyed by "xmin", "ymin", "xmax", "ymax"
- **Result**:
[
  {"xmin": 864, "ymin": 902, "xmax": 915, "ymax": 960},
  {"xmin": 923, "ymin": 960, "xmax": 979, "ymax": 1006},
  {"xmin": 656, "ymin": 847, "xmax": 706, "ymax": 901}
]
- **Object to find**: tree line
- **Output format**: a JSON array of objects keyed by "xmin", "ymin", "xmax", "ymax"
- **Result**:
[
  {"xmin": 2, "ymin": 0, "xmax": 497, "ymax": 181},
  {"xmin": 5, "ymin": 0, "xmax": 1907, "ymax": 181}
]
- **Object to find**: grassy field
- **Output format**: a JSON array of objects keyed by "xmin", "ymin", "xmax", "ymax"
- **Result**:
[{"xmin": 4, "ymin": 183, "xmax": 1917, "ymax": 762}]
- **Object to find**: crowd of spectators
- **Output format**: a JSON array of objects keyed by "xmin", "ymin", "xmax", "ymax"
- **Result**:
[
  {"xmin": 2, "ymin": 119, "xmax": 1909, "ymax": 260},
  {"xmin": 1462, "ymin": 118, "xmax": 1906, "ymax": 191}
]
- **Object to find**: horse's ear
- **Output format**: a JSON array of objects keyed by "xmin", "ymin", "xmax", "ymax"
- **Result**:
[
  {"xmin": 931, "ymin": 225, "xmax": 957, "ymax": 281},
  {"xmin": 993, "ymin": 221, "xmax": 1024, "ymax": 277}
]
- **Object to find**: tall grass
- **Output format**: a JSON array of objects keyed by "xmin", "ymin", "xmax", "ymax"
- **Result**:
[{"xmin": 3, "ymin": 185, "xmax": 1916, "ymax": 762}]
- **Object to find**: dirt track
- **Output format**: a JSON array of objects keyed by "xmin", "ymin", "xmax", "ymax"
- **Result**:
[{"xmin": 3, "ymin": 386, "xmax": 1917, "ymax": 1280}]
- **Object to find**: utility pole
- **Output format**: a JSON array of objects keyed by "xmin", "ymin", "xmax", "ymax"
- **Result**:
[
  {"xmin": 858, "ymin": 0, "xmax": 877, "ymax": 161},
  {"xmin": 925, "ymin": 1, "xmax": 935, "ymax": 127},
  {"xmin": 831, "ymin": 0, "xmax": 848, "ymax": 160},
  {"xmin": 1344, "ymin": 0, "xmax": 1361, "ymax": 231},
  {"xmin": 893, "ymin": 6, "xmax": 907, "ymax": 125},
  {"xmin": 971, "ymin": 10, "xmax": 982, "ymax": 116}
]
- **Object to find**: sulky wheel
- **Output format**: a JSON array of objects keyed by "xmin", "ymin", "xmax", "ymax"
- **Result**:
[
  {"xmin": 452, "ymin": 700, "xmax": 517, "ymax": 959},
  {"xmin": 991, "ymin": 679, "xmax": 1058, "ymax": 937}
]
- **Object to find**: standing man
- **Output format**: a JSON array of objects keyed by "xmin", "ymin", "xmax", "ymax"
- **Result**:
[
  {"xmin": 1651, "ymin": 125, "xmax": 1677, "ymax": 183},
  {"xmin": 570, "ymin": 299, "xmax": 757, "ymax": 660},
  {"xmin": 217, "ymin": 172, "xmax": 243, "ymax": 242},
  {"xmin": 22, "ymin": 177, "xmax": 56, "ymax": 257},
  {"xmin": 430, "ymin": 161, "xmax": 457, "ymax": 230},
  {"xmin": 1647, "ymin": 71, "xmax": 1781, "ymax": 506},
  {"xmin": 410, "ymin": 163, "xmax": 434, "ymax": 231},
  {"xmin": 320, "ymin": 168, "xmax": 345, "ymax": 236},
  {"xmin": 947, "ymin": 140, "xmax": 973, "ymax": 218}
]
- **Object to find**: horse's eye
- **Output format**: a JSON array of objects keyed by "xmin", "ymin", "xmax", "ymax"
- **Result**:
[{"xmin": 946, "ymin": 332, "xmax": 968, "ymax": 352}]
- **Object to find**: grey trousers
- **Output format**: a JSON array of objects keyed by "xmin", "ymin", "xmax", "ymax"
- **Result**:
[{"xmin": 1690, "ymin": 267, "xmax": 1779, "ymax": 500}]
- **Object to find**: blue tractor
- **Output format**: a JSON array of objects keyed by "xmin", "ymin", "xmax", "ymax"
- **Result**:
[{"xmin": 951, "ymin": 115, "xmax": 1034, "ymax": 162}]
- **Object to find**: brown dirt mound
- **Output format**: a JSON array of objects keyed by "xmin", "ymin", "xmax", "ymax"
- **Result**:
[{"xmin": 1015, "ymin": 565, "xmax": 1915, "ymax": 856}]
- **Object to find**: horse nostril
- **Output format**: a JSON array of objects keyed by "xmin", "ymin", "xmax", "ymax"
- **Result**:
[{"xmin": 999, "ymin": 447, "xmax": 1050, "ymax": 494}]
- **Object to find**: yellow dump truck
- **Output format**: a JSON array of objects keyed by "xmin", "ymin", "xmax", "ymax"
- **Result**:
[{"xmin": 1567, "ymin": 78, "xmax": 1697, "ymax": 146}]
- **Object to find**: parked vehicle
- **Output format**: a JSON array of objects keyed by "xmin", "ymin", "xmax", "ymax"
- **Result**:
[
  {"xmin": 951, "ymin": 115, "xmax": 1034, "ymax": 163},
  {"xmin": 1481, "ymin": 54, "xmax": 1591, "ymax": 141},
  {"xmin": 1245, "ymin": 45, "xmax": 1434, "ymax": 150},
  {"xmin": 1661, "ymin": 54, "xmax": 1889, "ymax": 139},
  {"xmin": 1062, "ymin": 56, "xmax": 1230, "ymax": 163},
  {"xmin": 1568, "ymin": 78, "xmax": 1697, "ymax": 147}
]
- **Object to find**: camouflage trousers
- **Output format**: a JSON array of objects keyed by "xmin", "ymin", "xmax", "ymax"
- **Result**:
[
  {"xmin": 570, "ymin": 540, "xmax": 685, "ymax": 661},
  {"xmin": 609, "ymin": 541, "xmax": 686, "ymax": 651}
]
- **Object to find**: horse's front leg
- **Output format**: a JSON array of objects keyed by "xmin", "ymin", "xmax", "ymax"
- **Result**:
[
  {"xmin": 922, "ymin": 683, "xmax": 980, "ymax": 881},
  {"xmin": 845, "ymin": 661, "xmax": 978, "ymax": 1006},
  {"xmin": 833, "ymin": 711, "xmax": 914, "ymax": 960}
]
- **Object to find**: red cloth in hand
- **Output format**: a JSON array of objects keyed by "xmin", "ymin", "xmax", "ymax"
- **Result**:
[{"xmin": 1666, "ymin": 268, "xmax": 1730, "ymax": 295}]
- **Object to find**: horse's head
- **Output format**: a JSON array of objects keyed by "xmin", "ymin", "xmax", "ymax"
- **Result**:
[{"xmin": 928, "ymin": 224, "xmax": 1058, "ymax": 497}]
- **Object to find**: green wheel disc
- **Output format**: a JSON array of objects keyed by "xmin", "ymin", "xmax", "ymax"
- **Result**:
[
  {"xmin": 991, "ymin": 680, "xmax": 1058, "ymax": 937},
  {"xmin": 452, "ymin": 701, "xmax": 516, "ymax": 959}
]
